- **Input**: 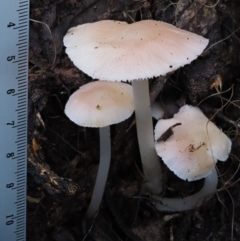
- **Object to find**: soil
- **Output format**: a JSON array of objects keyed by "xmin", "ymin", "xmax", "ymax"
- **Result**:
[{"xmin": 28, "ymin": 0, "xmax": 240, "ymax": 240}]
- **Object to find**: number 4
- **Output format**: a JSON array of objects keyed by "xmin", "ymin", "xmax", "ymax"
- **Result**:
[{"xmin": 7, "ymin": 22, "xmax": 15, "ymax": 28}]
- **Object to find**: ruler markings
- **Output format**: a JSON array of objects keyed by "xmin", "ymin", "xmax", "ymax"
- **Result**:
[
  {"xmin": 17, "ymin": 157, "xmax": 24, "ymax": 163},
  {"xmin": 16, "ymin": 106, "xmax": 27, "ymax": 110},
  {"xmin": 18, "ymin": 48, "xmax": 27, "ymax": 51},
  {"xmin": 17, "ymin": 179, "xmax": 26, "ymax": 184},
  {"xmin": 18, "ymin": 49, "xmax": 28, "ymax": 53},
  {"xmin": 17, "ymin": 79, "xmax": 27, "ymax": 86},
  {"xmin": 16, "ymin": 174, "xmax": 24, "ymax": 179},
  {"xmin": 13, "ymin": 25, "xmax": 26, "ymax": 29},
  {"xmin": 17, "ymin": 109, "xmax": 27, "ymax": 113},
  {"xmin": 18, "ymin": 36, "xmax": 27, "ymax": 40},
  {"xmin": 17, "ymin": 150, "xmax": 25, "ymax": 155},
  {"xmin": 17, "ymin": 114, "xmax": 27, "ymax": 118},
  {"xmin": 16, "ymin": 159, "xmax": 26, "ymax": 164},
  {"xmin": 16, "ymin": 201, "xmax": 25, "ymax": 206},
  {"xmin": 16, "ymin": 75, "xmax": 26, "ymax": 79},
  {"xmin": 14, "ymin": 230, "xmax": 25, "ymax": 234},
  {"xmin": 17, "ymin": 56, "xmax": 27, "ymax": 60},
  {"xmin": 17, "ymin": 95, "xmax": 27, "ymax": 99},
  {"xmin": 17, "ymin": 82, "xmax": 27, "ymax": 86},
  {"xmin": 17, "ymin": 148, "xmax": 26, "ymax": 152},
  {"xmin": 18, "ymin": 128, "xmax": 25, "ymax": 131},
  {"xmin": 18, "ymin": 69, "xmax": 27, "ymax": 73},
  {"xmin": 16, "ymin": 210, "xmax": 25, "ymax": 214},
  {"xmin": 15, "ymin": 203, "xmax": 26, "ymax": 208},
  {"xmin": 16, "ymin": 193, "xmax": 26, "ymax": 198},
  {"xmin": 17, "ymin": 128, "xmax": 26, "ymax": 132},
  {"xmin": 18, "ymin": 86, "xmax": 27, "ymax": 89},
  {"xmin": 17, "ymin": 8, "xmax": 28, "ymax": 12},
  {"xmin": 15, "ymin": 199, "xmax": 25, "ymax": 204},
  {"xmin": 18, "ymin": 22, "xmax": 27, "ymax": 25},
  {"xmin": 1, "ymin": 0, "xmax": 28, "ymax": 239},
  {"xmin": 17, "ymin": 155, "xmax": 26, "ymax": 160},
  {"xmin": 19, "ymin": 16, "xmax": 28, "ymax": 19},
  {"xmin": 18, "ymin": 64, "xmax": 27, "ymax": 68},
  {"xmin": 17, "ymin": 196, "xmax": 26, "ymax": 198},
  {"xmin": 17, "ymin": 106, "xmax": 27, "ymax": 109},
  {"xmin": 16, "ymin": 108, "xmax": 26, "ymax": 112},
  {"xmin": 17, "ymin": 65, "xmax": 27, "ymax": 69},
  {"xmin": 16, "ymin": 142, "xmax": 26, "ymax": 146},
  {"xmin": 17, "ymin": 142, "xmax": 26, "ymax": 149},
  {"xmin": 16, "ymin": 188, "xmax": 25, "ymax": 192},
  {"xmin": 18, "ymin": 86, "xmax": 27, "ymax": 90},
  {"xmin": 16, "ymin": 223, "xmax": 25, "ymax": 228},
  {"xmin": 13, "ymin": 60, "xmax": 25, "ymax": 64},
  {"xmin": 17, "ymin": 165, "xmax": 25, "ymax": 170},
  {"xmin": 18, "ymin": 68, "xmax": 26, "ymax": 74},
  {"xmin": 17, "ymin": 158, "xmax": 26, "ymax": 162},
  {"xmin": 18, "ymin": 86, "xmax": 27, "ymax": 92},
  {"xmin": 16, "ymin": 138, "xmax": 27, "ymax": 142},
  {"xmin": 20, "ymin": 1, "xmax": 28, "ymax": 4},
  {"xmin": 18, "ymin": 67, "xmax": 26, "ymax": 71},
  {"xmin": 18, "ymin": 65, "xmax": 26, "ymax": 69},
  {"xmin": 18, "ymin": 58, "xmax": 28, "ymax": 62},
  {"xmin": 17, "ymin": 139, "xmax": 26, "ymax": 143},
  {"xmin": 16, "ymin": 36, "xmax": 26, "ymax": 42},
  {"xmin": 13, "ymin": 125, "xmax": 26, "ymax": 129},
  {"xmin": 17, "ymin": 81, "xmax": 27, "ymax": 84},
  {"xmin": 17, "ymin": 42, "xmax": 27, "ymax": 46},
  {"xmin": 17, "ymin": 106, "xmax": 27, "ymax": 110},
  {"xmin": 17, "ymin": 149, "xmax": 26, "ymax": 153},
  {"xmin": 19, "ymin": 17, "xmax": 28, "ymax": 20},
  {"xmin": 18, "ymin": 52, "xmax": 27, "ymax": 57},
  {"xmin": 17, "ymin": 112, "xmax": 27, "ymax": 116},
  {"xmin": 17, "ymin": 178, "xmax": 26, "ymax": 183},
  {"xmin": 16, "ymin": 159, "xmax": 26, "ymax": 163},
  {"xmin": 18, "ymin": 85, "xmax": 27, "ymax": 89},
  {"xmin": 18, "ymin": 3, "xmax": 28, "ymax": 8}
]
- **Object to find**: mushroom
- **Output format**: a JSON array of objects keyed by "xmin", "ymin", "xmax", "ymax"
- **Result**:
[
  {"xmin": 63, "ymin": 20, "xmax": 209, "ymax": 194},
  {"xmin": 65, "ymin": 81, "xmax": 134, "ymax": 218},
  {"xmin": 153, "ymin": 105, "xmax": 232, "ymax": 211}
]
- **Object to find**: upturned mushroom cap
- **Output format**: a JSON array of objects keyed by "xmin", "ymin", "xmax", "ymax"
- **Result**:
[
  {"xmin": 63, "ymin": 20, "xmax": 209, "ymax": 81},
  {"xmin": 154, "ymin": 105, "xmax": 232, "ymax": 181},
  {"xmin": 65, "ymin": 81, "xmax": 134, "ymax": 128}
]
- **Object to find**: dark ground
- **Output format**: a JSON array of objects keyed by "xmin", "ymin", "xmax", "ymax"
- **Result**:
[{"xmin": 28, "ymin": 0, "xmax": 240, "ymax": 240}]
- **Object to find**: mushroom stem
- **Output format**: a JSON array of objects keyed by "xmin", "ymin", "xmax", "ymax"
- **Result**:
[
  {"xmin": 85, "ymin": 126, "xmax": 111, "ymax": 219},
  {"xmin": 153, "ymin": 168, "xmax": 218, "ymax": 212},
  {"xmin": 132, "ymin": 79, "xmax": 162, "ymax": 195}
]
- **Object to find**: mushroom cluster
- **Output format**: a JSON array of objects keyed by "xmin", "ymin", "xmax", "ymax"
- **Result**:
[{"xmin": 64, "ymin": 20, "xmax": 209, "ymax": 195}]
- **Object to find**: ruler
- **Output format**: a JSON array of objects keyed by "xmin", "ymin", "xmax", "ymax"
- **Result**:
[{"xmin": 0, "ymin": 0, "xmax": 29, "ymax": 240}]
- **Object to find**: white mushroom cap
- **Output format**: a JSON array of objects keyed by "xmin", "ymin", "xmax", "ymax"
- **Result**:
[
  {"xmin": 63, "ymin": 20, "xmax": 209, "ymax": 81},
  {"xmin": 154, "ymin": 105, "xmax": 232, "ymax": 181},
  {"xmin": 65, "ymin": 81, "xmax": 134, "ymax": 128}
]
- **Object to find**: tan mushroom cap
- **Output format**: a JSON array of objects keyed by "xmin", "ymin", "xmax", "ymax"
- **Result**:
[
  {"xmin": 154, "ymin": 105, "xmax": 231, "ymax": 181},
  {"xmin": 63, "ymin": 20, "xmax": 209, "ymax": 81},
  {"xmin": 65, "ymin": 81, "xmax": 134, "ymax": 128}
]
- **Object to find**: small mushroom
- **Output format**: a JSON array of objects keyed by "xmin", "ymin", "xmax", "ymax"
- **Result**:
[
  {"xmin": 65, "ymin": 81, "xmax": 134, "ymax": 219},
  {"xmin": 153, "ymin": 105, "xmax": 231, "ymax": 211},
  {"xmin": 64, "ymin": 20, "xmax": 209, "ymax": 194}
]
